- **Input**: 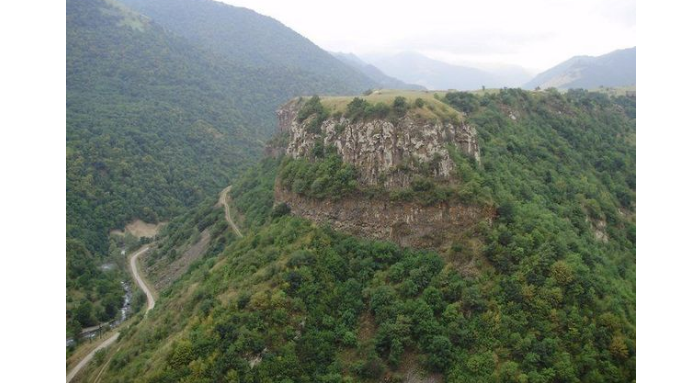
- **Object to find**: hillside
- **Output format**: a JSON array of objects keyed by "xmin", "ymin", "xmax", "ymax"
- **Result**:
[
  {"xmin": 66, "ymin": 0, "xmax": 379, "ymax": 338},
  {"xmin": 118, "ymin": 0, "xmax": 377, "ymax": 94},
  {"xmin": 331, "ymin": 52, "xmax": 425, "ymax": 90},
  {"xmin": 67, "ymin": 0, "xmax": 260, "ymax": 253},
  {"xmin": 524, "ymin": 47, "xmax": 636, "ymax": 90},
  {"xmin": 75, "ymin": 89, "xmax": 636, "ymax": 382}
]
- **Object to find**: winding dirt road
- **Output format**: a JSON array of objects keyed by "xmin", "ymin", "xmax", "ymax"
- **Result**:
[
  {"xmin": 129, "ymin": 246, "xmax": 155, "ymax": 313},
  {"xmin": 66, "ymin": 246, "xmax": 155, "ymax": 382},
  {"xmin": 68, "ymin": 188, "xmax": 238, "ymax": 382},
  {"xmin": 219, "ymin": 185, "xmax": 244, "ymax": 238},
  {"xmin": 66, "ymin": 332, "xmax": 120, "ymax": 382}
]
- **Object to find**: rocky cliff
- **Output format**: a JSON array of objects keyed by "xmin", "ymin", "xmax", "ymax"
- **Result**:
[
  {"xmin": 275, "ymin": 186, "xmax": 485, "ymax": 249},
  {"xmin": 273, "ymin": 96, "xmax": 486, "ymax": 249},
  {"xmin": 277, "ymin": 98, "xmax": 480, "ymax": 189}
]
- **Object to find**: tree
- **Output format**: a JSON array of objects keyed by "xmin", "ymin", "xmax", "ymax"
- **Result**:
[
  {"xmin": 271, "ymin": 202, "xmax": 291, "ymax": 219},
  {"xmin": 551, "ymin": 260, "xmax": 574, "ymax": 286},
  {"xmin": 609, "ymin": 335, "xmax": 629, "ymax": 360},
  {"xmin": 426, "ymin": 336, "xmax": 453, "ymax": 371},
  {"xmin": 393, "ymin": 96, "xmax": 408, "ymax": 116},
  {"xmin": 497, "ymin": 201, "xmax": 516, "ymax": 223},
  {"xmin": 422, "ymin": 286, "xmax": 445, "ymax": 314},
  {"xmin": 444, "ymin": 91, "xmax": 479, "ymax": 114},
  {"xmin": 74, "ymin": 300, "xmax": 96, "ymax": 327},
  {"xmin": 67, "ymin": 319, "xmax": 82, "ymax": 340}
]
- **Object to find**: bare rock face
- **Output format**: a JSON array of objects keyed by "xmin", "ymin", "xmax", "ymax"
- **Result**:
[
  {"xmin": 276, "ymin": 186, "xmax": 485, "ymax": 249},
  {"xmin": 278, "ymin": 100, "xmax": 480, "ymax": 189},
  {"xmin": 273, "ymin": 98, "xmax": 486, "ymax": 248}
]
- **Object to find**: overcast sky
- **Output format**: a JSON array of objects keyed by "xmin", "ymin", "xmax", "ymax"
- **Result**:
[{"xmin": 218, "ymin": 0, "xmax": 635, "ymax": 73}]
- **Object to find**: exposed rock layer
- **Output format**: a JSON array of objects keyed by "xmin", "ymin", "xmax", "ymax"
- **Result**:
[
  {"xmin": 274, "ymin": 98, "xmax": 486, "ymax": 248},
  {"xmin": 277, "ymin": 99, "xmax": 480, "ymax": 189},
  {"xmin": 276, "ymin": 186, "xmax": 484, "ymax": 249}
]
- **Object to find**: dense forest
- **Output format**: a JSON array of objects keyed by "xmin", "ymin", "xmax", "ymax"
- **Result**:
[
  {"xmin": 118, "ymin": 0, "xmax": 378, "ymax": 95},
  {"xmin": 66, "ymin": 239, "xmax": 125, "ymax": 338},
  {"xmin": 66, "ymin": 0, "xmax": 380, "ymax": 334},
  {"xmin": 77, "ymin": 89, "xmax": 635, "ymax": 382}
]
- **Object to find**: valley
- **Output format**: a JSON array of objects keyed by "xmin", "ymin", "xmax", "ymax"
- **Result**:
[
  {"xmin": 67, "ymin": 246, "xmax": 155, "ymax": 382},
  {"xmin": 68, "ymin": 87, "xmax": 635, "ymax": 382},
  {"xmin": 65, "ymin": 0, "xmax": 636, "ymax": 382}
]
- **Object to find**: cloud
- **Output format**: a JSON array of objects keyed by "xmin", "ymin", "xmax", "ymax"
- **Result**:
[
  {"xmin": 219, "ymin": 0, "xmax": 636, "ymax": 71},
  {"xmin": 598, "ymin": 0, "xmax": 636, "ymax": 27}
]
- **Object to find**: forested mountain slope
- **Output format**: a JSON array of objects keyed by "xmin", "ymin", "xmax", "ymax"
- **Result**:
[
  {"xmin": 67, "ymin": 0, "xmax": 379, "ymax": 257},
  {"xmin": 119, "ymin": 0, "xmax": 377, "ymax": 95},
  {"xmin": 81, "ymin": 89, "xmax": 635, "ymax": 382},
  {"xmin": 68, "ymin": 0, "xmax": 252, "ymax": 255},
  {"xmin": 66, "ymin": 0, "xmax": 379, "ymax": 334}
]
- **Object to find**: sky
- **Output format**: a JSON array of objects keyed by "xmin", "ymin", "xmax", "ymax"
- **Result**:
[{"xmin": 218, "ymin": 0, "xmax": 635, "ymax": 74}]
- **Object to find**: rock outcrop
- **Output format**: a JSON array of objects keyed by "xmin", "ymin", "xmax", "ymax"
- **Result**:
[
  {"xmin": 276, "ymin": 185, "xmax": 486, "ymax": 249},
  {"xmin": 273, "ymin": 98, "xmax": 487, "ymax": 249},
  {"xmin": 277, "ymin": 99, "xmax": 480, "ymax": 189}
]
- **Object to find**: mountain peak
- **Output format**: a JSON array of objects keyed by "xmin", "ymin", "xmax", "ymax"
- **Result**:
[{"xmin": 524, "ymin": 47, "xmax": 636, "ymax": 89}]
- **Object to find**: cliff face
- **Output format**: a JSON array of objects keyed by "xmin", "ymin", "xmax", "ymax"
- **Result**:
[
  {"xmin": 277, "ymin": 99, "xmax": 480, "ymax": 189},
  {"xmin": 274, "ymin": 98, "xmax": 486, "ymax": 248},
  {"xmin": 275, "ymin": 185, "xmax": 485, "ymax": 249}
]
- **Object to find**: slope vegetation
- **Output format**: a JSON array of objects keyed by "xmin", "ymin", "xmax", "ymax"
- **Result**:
[
  {"xmin": 78, "ymin": 89, "xmax": 635, "ymax": 382},
  {"xmin": 119, "ymin": 0, "xmax": 377, "ymax": 95}
]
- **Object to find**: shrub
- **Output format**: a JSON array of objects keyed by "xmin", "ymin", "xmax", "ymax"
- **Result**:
[{"xmin": 444, "ymin": 91, "xmax": 479, "ymax": 114}]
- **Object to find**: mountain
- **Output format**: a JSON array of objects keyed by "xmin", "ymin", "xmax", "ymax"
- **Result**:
[
  {"xmin": 74, "ymin": 89, "xmax": 636, "ymax": 382},
  {"xmin": 67, "ymin": 0, "xmax": 263, "ymax": 333},
  {"xmin": 67, "ymin": 0, "xmax": 382, "ymax": 255},
  {"xmin": 66, "ymin": 0, "xmax": 379, "ymax": 333},
  {"xmin": 118, "ymin": 0, "xmax": 377, "ymax": 94},
  {"xmin": 524, "ymin": 47, "xmax": 636, "ymax": 89},
  {"xmin": 363, "ymin": 52, "xmax": 530, "ymax": 90},
  {"xmin": 331, "ymin": 52, "xmax": 425, "ymax": 90}
]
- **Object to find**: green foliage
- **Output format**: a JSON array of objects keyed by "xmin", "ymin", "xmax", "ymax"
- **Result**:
[
  {"xmin": 119, "ymin": 0, "xmax": 377, "ymax": 95},
  {"xmin": 444, "ymin": 91, "xmax": 480, "ymax": 114},
  {"xmin": 81, "ymin": 87, "xmax": 635, "ymax": 382},
  {"xmin": 278, "ymin": 150, "xmax": 357, "ymax": 200},
  {"xmin": 344, "ymin": 96, "xmax": 406, "ymax": 122},
  {"xmin": 344, "ymin": 97, "xmax": 372, "ymax": 121},
  {"xmin": 67, "ymin": 0, "xmax": 263, "ymax": 256},
  {"xmin": 297, "ymin": 96, "xmax": 329, "ymax": 134},
  {"xmin": 67, "ymin": 0, "xmax": 378, "ymax": 258},
  {"xmin": 297, "ymin": 96, "xmax": 325, "ymax": 123},
  {"xmin": 66, "ymin": 238, "xmax": 124, "ymax": 335},
  {"xmin": 231, "ymin": 157, "xmax": 281, "ymax": 228},
  {"xmin": 271, "ymin": 203, "xmax": 291, "ymax": 219},
  {"xmin": 392, "ymin": 96, "xmax": 409, "ymax": 116}
]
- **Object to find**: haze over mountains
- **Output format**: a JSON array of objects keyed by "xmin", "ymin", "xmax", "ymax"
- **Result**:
[
  {"xmin": 363, "ymin": 51, "xmax": 533, "ymax": 90},
  {"xmin": 524, "ymin": 47, "xmax": 636, "ymax": 90},
  {"xmin": 330, "ymin": 52, "xmax": 425, "ymax": 90}
]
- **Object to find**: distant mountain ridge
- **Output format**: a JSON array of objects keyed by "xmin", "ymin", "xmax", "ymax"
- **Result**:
[
  {"xmin": 363, "ymin": 51, "xmax": 532, "ymax": 90},
  {"xmin": 330, "ymin": 52, "xmax": 425, "ymax": 90},
  {"xmin": 524, "ymin": 47, "xmax": 636, "ymax": 89}
]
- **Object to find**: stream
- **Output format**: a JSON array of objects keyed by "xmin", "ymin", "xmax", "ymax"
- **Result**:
[{"xmin": 66, "ymin": 280, "xmax": 132, "ymax": 347}]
